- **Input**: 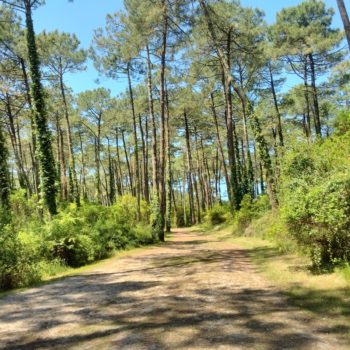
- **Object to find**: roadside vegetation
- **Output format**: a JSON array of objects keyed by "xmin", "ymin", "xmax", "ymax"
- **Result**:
[{"xmin": 0, "ymin": 0, "xmax": 350, "ymax": 295}]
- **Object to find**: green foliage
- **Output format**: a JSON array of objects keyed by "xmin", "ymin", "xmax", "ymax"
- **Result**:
[
  {"xmin": 283, "ymin": 172, "xmax": 350, "ymax": 267},
  {"xmin": 334, "ymin": 110, "xmax": 350, "ymax": 134},
  {"xmin": 0, "ymin": 196, "xmax": 153, "ymax": 290},
  {"xmin": 244, "ymin": 211, "xmax": 296, "ymax": 253},
  {"xmin": 280, "ymin": 134, "xmax": 350, "ymax": 267},
  {"xmin": 0, "ymin": 227, "xmax": 44, "ymax": 290},
  {"xmin": 10, "ymin": 190, "xmax": 40, "ymax": 225},
  {"xmin": 233, "ymin": 194, "xmax": 271, "ymax": 232},
  {"xmin": 204, "ymin": 203, "xmax": 231, "ymax": 227},
  {"xmin": 24, "ymin": 0, "xmax": 57, "ymax": 216}
]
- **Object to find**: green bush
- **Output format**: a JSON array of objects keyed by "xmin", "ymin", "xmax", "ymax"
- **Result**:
[
  {"xmin": 0, "ymin": 227, "xmax": 44, "ymax": 290},
  {"xmin": 10, "ymin": 190, "xmax": 41, "ymax": 226},
  {"xmin": 283, "ymin": 173, "xmax": 350, "ymax": 267},
  {"xmin": 280, "ymin": 134, "xmax": 350, "ymax": 267},
  {"xmin": 244, "ymin": 210, "xmax": 297, "ymax": 253},
  {"xmin": 204, "ymin": 203, "xmax": 231, "ymax": 226},
  {"xmin": 233, "ymin": 194, "xmax": 271, "ymax": 233}
]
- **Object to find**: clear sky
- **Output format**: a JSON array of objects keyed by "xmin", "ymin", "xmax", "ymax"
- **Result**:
[{"xmin": 33, "ymin": 0, "xmax": 344, "ymax": 96}]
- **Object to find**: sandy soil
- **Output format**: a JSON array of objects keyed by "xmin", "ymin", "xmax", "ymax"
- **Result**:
[{"xmin": 0, "ymin": 228, "xmax": 348, "ymax": 350}]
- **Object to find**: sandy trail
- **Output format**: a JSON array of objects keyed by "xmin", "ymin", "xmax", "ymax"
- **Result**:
[{"xmin": 0, "ymin": 228, "xmax": 347, "ymax": 350}]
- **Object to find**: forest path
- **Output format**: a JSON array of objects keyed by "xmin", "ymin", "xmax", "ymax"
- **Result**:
[{"xmin": 0, "ymin": 228, "xmax": 347, "ymax": 350}]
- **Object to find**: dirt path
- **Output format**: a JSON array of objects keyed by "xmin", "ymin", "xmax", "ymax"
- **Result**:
[{"xmin": 0, "ymin": 229, "xmax": 348, "ymax": 350}]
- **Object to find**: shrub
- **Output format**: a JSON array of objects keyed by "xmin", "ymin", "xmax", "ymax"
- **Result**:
[
  {"xmin": 283, "ymin": 173, "xmax": 350, "ymax": 267},
  {"xmin": 280, "ymin": 135, "xmax": 350, "ymax": 267},
  {"xmin": 0, "ymin": 195, "xmax": 153, "ymax": 291},
  {"xmin": 244, "ymin": 210, "xmax": 297, "ymax": 253},
  {"xmin": 204, "ymin": 203, "xmax": 230, "ymax": 226},
  {"xmin": 10, "ymin": 190, "xmax": 41, "ymax": 226},
  {"xmin": 46, "ymin": 211, "xmax": 93, "ymax": 267},
  {"xmin": 233, "ymin": 194, "xmax": 271, "ymax": 233},
  {"xmin": 0, "ymin": 227, "xmax": 44, "ymax": 290}
]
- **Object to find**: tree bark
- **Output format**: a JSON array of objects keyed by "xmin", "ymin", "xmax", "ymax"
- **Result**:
[
  {"xmin": 268, "ymin": 62, "xmax": 284, "ymax": 147},
  {"xmin": 158, "ymin": 0, "xmax": 168, "ymax": 240},
  {"xmin": 303, "ymin": 60, "xmax": 312, "ymax": 143},
  {"xmin": 138, "ymin": 114, "xmax": 149, "ymax": 203},
  {"xmin": 59, "ymin": 74, "xmax": 80, "ymax": 206},
  {"xmin": 127, "ymin": 63, "xmax": 141, "ymax": 220},
  {"xmin": 210, "ymin": 92, "xmax": 230, "ymax": 202},
  {"xmin": 184, "ymin": 110, "xmax": 196, "ymax": 225},
  {"xmin": 308, "ymin": 54, "xmax": 322, "ymax": 137},
  {"xmin": 337, "ymin": 0, "xmax": 350, "ymax": 51},
  {"xmin": 24, "ymin": 0, "xmax": 57, "ymax": 215},
  {"xmin": 0, "ymin": 120, "xmax": 10, "ymax": 211},
  {"xmin": 146, "ymin": 45, "xmax": 158, "ymax": 196},
  {"xmin": 121, "ymin": 129, "xmax": 134, "ymax": 195}
]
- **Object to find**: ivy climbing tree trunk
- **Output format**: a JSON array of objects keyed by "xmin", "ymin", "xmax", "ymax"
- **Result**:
[
  {"xmin": 0, "ymin": 122, "xmax": 10, "ymax": 212},
  {"xmin": 24, "ymin": 0, "xmax": 57, "ymax": 215}
]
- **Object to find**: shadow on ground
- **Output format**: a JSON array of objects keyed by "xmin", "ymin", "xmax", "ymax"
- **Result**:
[{"xmin": 0, "ymin": 232, "xmax": 348, "ymax": 350}]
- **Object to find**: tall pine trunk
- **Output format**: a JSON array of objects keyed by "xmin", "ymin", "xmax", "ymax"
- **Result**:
[
  {"xmin": 184, "ymin": 110, "xmax": 196, "ymax": 225},
  {"xmin": 146, "ymin": 45, "xmax": 158, "ymax": 196},
  {"xmin": 24, "ymin": 0, "xmax": 57, "ymax": 215},
  {"xmin": 158, "ymin": 0, "xmax": 168, "ymax": 241},
  {"xmin": 59, "ymin": 75, "xmax": 80, "ymax": 206},
  {"xmin": 127, "ymin": 64, "xmax": 141, "ymax": 220},
  {"xmin": 0, "ymin": 122, "xmax": 10, "ymax": 212},
  {"xmin": 337, "ymin": 0, "xmax": 350, "ymax": 51},
  {"xmin": 308, "ymin": 54, "xmax": 322, "ymax": 137}
]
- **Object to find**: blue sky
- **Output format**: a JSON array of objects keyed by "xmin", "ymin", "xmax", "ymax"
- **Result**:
[{"xmin": 33, "ymin": 0, "xmax": 344, "ymax": 96}]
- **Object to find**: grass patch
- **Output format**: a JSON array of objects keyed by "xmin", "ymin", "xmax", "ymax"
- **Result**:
[
  {"xmin": 0, "ymin": 241, "xmax": 157, "ymax": 299},
  {"xmin": 208, "ymin": 227, "xmax": 350, "ymax": 343}
]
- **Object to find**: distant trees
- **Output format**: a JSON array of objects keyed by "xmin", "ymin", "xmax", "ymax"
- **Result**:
[
  {"xmin": 0, "ymin": 0, "xmax": 348, "ymax": 239},
  {"xmin": 271, "ymin": 0, "xmax": 344, "ymax": 138}
]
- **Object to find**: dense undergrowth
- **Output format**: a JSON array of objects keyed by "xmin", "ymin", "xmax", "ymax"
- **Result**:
[
  {"xmin": 0, "ymin": 194, "xmax": 153, "ymax": 291},
  {"xmin": 204, "ymin": 127, "xmax": 350, "ymax": 271}
]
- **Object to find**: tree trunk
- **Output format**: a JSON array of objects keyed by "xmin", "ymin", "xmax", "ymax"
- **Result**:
[
  {"xmin": 138, "ymin": 114, "xmax": 149, "ymax": 202},
  {"xmin": 115, "ymin": 128, "xmax": 123, "ymax": 196},
  {"xmin": 268, "ymin": 62, "xmax": 284, "ymax": 146},
  {"xmin": 200, "ymin": 0, "xmax": 277, "ymax": 208},
  {"xmin": 121, "ymin": 129, "xmax": 134, "ymax": 195},
  {"xmin": 20, "ymin": 57, "xmax": 39, "ymax": 196},
  {"xmin": 0, "ymin": 121, "xmax": 10, "ymax": 211},
  {"xmin": 303, "ymin": 61, "xmax": 312, "ymax": 143},
  {"xmin": 165, "ymin": 90, "xmax": 172, "ymax": 232},
  {"xmin": 24, "ymin": 0, "xmax": 57, "ymax": 215},
  {"xmin": 96, "ymin": 115, "xmax": 102, "ymax": 203},
  {"xmin": 5, "ymin": 93, "xmax": 30, "ymax": 192},
  {"xmin": 107, "ymin": 139, "xmax": 116, "ymax": 204},
  {"xmin": 184, "ymin": 110, "xmax": 196, "ymax": 225},
  {"xmin": 127, "ymin": 63, "xmax": 141, "ymax": 220},
  {"xmin": 158, "ymin": 0, "xmax": 168, "ymax": 241},
  {"xmin": 308, "ymin": 54, "xmax": 322, "ymax": 137},
  {"xmin": 78, "ymin": 129, "xmax": 87, "ymax": 200},
  {"xmin": 59, "ymin": 74, "xmax": 80, "ymax": 206},
  {"xmin": 337, "ymin": 0, "xmax": 350, "ymax": 51},
  {"xmin": 210, "ymin": 92, "xmax": 230, "ymax": 202},
  {"xmin": 146, "ymin": 45, "xmax": 158, "ymax": 196}
]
